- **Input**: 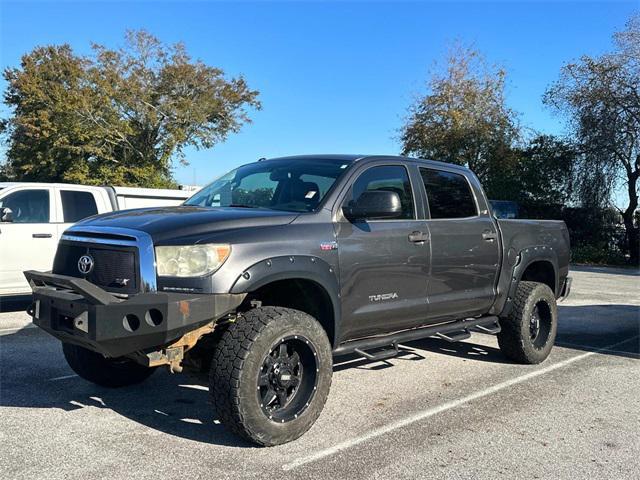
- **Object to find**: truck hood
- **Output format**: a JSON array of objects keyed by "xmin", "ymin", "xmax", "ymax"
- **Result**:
[{"xmin": 73, "ymin": 206, "xmax": 299, "ymax": 243}]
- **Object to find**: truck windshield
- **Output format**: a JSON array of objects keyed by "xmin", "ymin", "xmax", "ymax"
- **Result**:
[{"xmin": 185, "ymin": 158, "xmax": 351, "ymax": 212}]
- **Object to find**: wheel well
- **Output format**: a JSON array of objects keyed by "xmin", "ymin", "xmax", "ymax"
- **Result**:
[
  {"xmin": 245, "ymin": 279, "xmax": 336, "ymax": 347},
  {"xmin": 520, "ymin": 260, "xmax": 556, "ymax": 294}
]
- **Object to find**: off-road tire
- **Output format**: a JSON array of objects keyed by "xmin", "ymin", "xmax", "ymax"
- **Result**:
[
  {"xmin": 210, "ymin": 306, "xmax": 333, "ymax": 446},
  {"xmin": 498, "ymin": 281, "xmax": 558, "ymax": 364},
  {"xmin": 62, "ymin": 343, "xmax": 156, "ymax": 388}
]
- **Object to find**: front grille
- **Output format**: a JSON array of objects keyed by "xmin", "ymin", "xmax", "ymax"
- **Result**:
[{"xmin": 53, "ymin": 242, "xmax": 139, "ymax": 294}]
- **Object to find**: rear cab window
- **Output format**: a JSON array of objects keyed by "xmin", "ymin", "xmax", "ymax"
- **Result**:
[
  {"xmin": 61, "ymin": 190, "xmax": 99, "ymax": 223},
  {"xmin": 420, "ymin": 168, "xmax": 477, "ymax": 219}
]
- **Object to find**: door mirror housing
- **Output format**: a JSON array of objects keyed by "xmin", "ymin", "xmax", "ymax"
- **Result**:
[
  {"xmin": 343, "ymin": 190, "xmax": 402, "ymax": 220},
  {"xmin": 0, "ymin": 207, "xmax": 13, "ymax": 223}
]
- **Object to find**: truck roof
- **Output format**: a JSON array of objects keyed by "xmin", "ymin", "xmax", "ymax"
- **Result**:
[
  {"xmin": 0, "ymin": 182, "xmax": 85, "ymax": 189},
  {"xmin": 265, "ymin": 154, "xmax": 472, "ymax": 173},
  {"xmin": 0, "ymin": 182, "xmax": 108, "ymax": 189}
]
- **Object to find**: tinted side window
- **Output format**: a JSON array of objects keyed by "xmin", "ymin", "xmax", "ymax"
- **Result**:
[
  {"xmin": 61, "ymin": 190, "xmax": 99, "ymax": 223},
  {"xmin": 420, "ymin": 168, "xmax": 477, "ymax": 219},
  {"xmin": 0, "ymin": 189, "xmax": 50, "ymax": 223},
  {"xmin": 348, "ymin": 166, "xmax": 415, "ymax": 219}
]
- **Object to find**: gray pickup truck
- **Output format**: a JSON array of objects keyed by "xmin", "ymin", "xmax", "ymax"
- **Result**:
[{"xmin": 25, "ymin": 154, "xmax": 571, "ymax": 446}]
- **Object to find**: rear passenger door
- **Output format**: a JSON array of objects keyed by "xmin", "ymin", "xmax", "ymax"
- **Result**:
[
  {"xmin": 55, "ymin": 187, "xmax": 105, "ymax": 233},
  {"xmin": 55, "ymin": 187, "xmax": 110, "ymax": 256},
  {"xmin": 419, "ymin": 167, "xmax": 500, "ymax": 320}
]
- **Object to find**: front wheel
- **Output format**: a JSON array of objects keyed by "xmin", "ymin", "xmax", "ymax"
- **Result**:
[
  {"xmin": 62, "ymin": 343, "xmax": 156, "ymax": 388},
  {"xmin": 209, "ymin": 307, "xmax": 333, "ymax": 446},
  {"xmin": 498, "ymin": 281, "xmax": 558, "ymax": 364}
]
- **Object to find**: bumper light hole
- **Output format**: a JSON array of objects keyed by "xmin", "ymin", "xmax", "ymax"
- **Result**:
[
  {"xmin": 145, "ymin": 309, "xmax": 163, "ymax": 327},
  {"xmin": 123, "ymin": 314, "xmax": 140, "ymax": 332}
]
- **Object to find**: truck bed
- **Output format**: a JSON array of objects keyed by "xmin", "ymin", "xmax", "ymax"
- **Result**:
[{"xmin": 492, "ymin": 219, "xmax": 571, "ymax": 314}]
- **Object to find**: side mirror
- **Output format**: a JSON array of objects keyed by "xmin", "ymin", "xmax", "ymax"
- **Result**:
[
  {"xmin": 342, "ymin": 190, "xmax": 402, "ymax": 221},
  {"xmin": 0, "ymin": 207, "xmax": 13, "ymax": 223}
]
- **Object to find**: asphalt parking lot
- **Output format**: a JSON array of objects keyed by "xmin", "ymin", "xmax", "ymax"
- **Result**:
[{"xmin": 1, "ymin": 266, "xmax": 638, "ymax": 480}]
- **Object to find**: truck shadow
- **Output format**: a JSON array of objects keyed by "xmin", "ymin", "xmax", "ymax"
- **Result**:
[
  {"xmin": 0, "ymin": 295, "xmax": 31, "ymax": 313},
  {"xmin": 335, "ymin": 304, "xmax": 640, "ymax": 369},
  {"xmin": 553, "ymin": 304, "xmax": 639, "ymax": 359},
  {"xmin": 0, "ymin": 303, "xmax": 636, "ymax": 447},
  {"xmin": 0, "ymin": 356, "xmax": 254, "ymax": 447}
]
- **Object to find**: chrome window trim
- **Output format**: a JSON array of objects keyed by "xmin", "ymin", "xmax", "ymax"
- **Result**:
[{"xmin": 62, "ymin": 225, "xmax": 157, "ymax": 292}]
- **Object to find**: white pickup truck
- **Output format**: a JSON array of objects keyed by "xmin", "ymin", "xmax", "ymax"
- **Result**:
[{"xmin": 0, "ymin": 183, "xmax": 196, "ymax": 296}]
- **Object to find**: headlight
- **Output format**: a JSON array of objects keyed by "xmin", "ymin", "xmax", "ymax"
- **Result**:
[{"xmin": 155, "ymin": 244, "xmax": 231, "ymax": 277}]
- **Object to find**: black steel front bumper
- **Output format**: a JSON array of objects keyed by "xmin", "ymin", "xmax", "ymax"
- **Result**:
[{"xmin": 24, "ymin": 271, "xmax": 245, "ymax": 358}]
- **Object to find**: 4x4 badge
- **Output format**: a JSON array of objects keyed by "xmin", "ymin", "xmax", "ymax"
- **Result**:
[{"xmin": 320, "ymin": 242, "xmax": 338, "ymax": 251}]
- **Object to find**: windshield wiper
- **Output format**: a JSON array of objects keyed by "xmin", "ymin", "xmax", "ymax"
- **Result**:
[{"xmin": 228, "ymin": 204, "xmax": 262, "ymax": 209}]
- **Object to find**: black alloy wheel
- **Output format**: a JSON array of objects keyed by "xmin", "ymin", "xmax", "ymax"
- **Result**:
[
  {"xmin": 529, "ymin": 300, "xmax": 552, "ymax": 349},
  {"xmin": 498, "ymin": 281, "xmax": 558, "ymax": 364},
  {"xmin": 258, "ymin": 336, "xmax": 319, "ymax": 422},
  {"xmin": 210, "ymin": 306, "xmax": 333, "ymax": 446}
]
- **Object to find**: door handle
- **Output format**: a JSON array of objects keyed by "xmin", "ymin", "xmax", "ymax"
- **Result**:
[
  {"xmin": 482, "ymin": 231, "xmax": 498, "ymax": 242},
  {"xmin": 32, "ymin": 233, "xmax": 53, "ymax": 239},
  {"xmin": 408, "ymin": 231, "xmax": 429, "ymax": 243}
]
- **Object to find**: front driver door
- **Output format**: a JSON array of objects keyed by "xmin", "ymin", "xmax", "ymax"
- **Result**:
[
  {"xmin": 335, "ymin": 164, "xmax": 430, "ymax": 340},
  {"xmin": 0, "ymin": 187, "xmax": 58, "ymax": 295}
]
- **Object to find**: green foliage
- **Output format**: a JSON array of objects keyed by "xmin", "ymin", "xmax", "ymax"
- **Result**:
[
  {"xmin": 570, "ymin": 244, "xmax": 627, "ymax": 266},
  {"xmin": 400, "ymin": 44, "xmax": 520, "ymax": 185},
  {"xmin": 1, "ymin": 30, "xmax": 261, "ymax": 187},
  {"xmin": 544, "ymin": 14, "xmax": 640, "ymax": 264},
  {"xmin": 399, "ymin": 44, "xmax": 576, "ymax": 207},
  {"xmin": 514, "ymin": 135, "xmax": 576, "ymax": 205}
]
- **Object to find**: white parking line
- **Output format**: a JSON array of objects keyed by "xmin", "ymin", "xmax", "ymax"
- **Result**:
[
  {"xmin": 48, "ymin": 374, "xmax": 79, "ymax": 382},
  {"xmin": 556, "ymin": 341, "xmax": 640, "ymax": 359},
  {"xmin": 179, "ymin": 384, "xmax": 209, "ymax": 391},
  {"xmin": 282, "ymin": 335, "xmax": 639, "ymax": 471}
]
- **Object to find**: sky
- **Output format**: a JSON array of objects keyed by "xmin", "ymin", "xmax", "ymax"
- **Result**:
[{"xmin": 0, "ymin": 0, "xmax": 637, "ymax": 186}]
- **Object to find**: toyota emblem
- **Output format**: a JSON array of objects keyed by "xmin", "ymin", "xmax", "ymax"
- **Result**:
[{"xmin": 78, "ymin": 254, "xmax": 94, "ymax": 275}]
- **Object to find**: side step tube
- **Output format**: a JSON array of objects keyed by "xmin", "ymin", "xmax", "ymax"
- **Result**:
[
  {"xmin": 473, "ymin": 323, "xmax": 502, "ymax": 335},
  {"xmin": 354, "ymin": 342, "xmax": 399, "ymax": 362},
  {"xmin": 435, "ymin": 330, "xmax": 471, "ymax": 343},
  {"xmin": 333, "ymin": 316, "xmax": 500, "ymax": 358}
]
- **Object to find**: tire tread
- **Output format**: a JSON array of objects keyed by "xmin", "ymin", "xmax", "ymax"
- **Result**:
[
  {"xmin": 498, "ymin": 281, "xmax": 557, "ymax": 364},
  {"xmin": 210, "ymin": 306, "xmax": 331, "ymax": 445},
  {"xmin": 62, "ymin": 343, "xmax": 155, "ymax": 388}
]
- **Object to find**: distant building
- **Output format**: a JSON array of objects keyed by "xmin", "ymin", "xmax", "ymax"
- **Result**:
[{"xmin": 179, "ymin": 184, "xmax": 202, "ymax": 193}]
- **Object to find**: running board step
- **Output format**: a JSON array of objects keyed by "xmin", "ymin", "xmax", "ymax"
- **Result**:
[
  {"xmin": 354, "ymin": 342, "xmax": 399, "ymax": 362},
  {"xmin": 333, "ymin": 315, "xmax": 500, "ymax": 358},
  {"xmin": 473, "ymin": 323, "xmax": 501, "ymax": 335},
  {"xmin": 435, "ymin": 330, "xmax": 471, "ymax": 343}
]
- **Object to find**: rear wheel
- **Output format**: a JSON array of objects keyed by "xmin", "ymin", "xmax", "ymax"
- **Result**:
[
  {"xmin": 210, "ymin": 306, "xmax": 332, "ymax": 446},
  {"xmin": 498, "ymin": 281, "xmax": 558, "ymax": 364},
  {"xmin": 62, "ymin": 343, "xmax": 156, "ymax": 388}
]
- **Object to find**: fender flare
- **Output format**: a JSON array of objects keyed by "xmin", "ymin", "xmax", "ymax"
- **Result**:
[
  {"xmin": 229, "ymin": 255, "xmax": 341, "ymax": 346},
  {"xmin": 496, "ymin": 246, "xmax": 559, "ymax": 317}
]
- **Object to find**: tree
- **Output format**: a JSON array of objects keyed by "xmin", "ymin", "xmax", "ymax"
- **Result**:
[
  {"xmin": 1, "ymin": 30, "xmax": 261, "ymax": 187},
  {"xmin": 400, "ymin": 44, "xmax": 521, "ymax": 189},
  {"xmin": 516, "ymin": 135, "xmax": 576, "ymax": 206},
  {"xmin": 544, "ymin": 14, "xmax": 640, "ymax": 265}
]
